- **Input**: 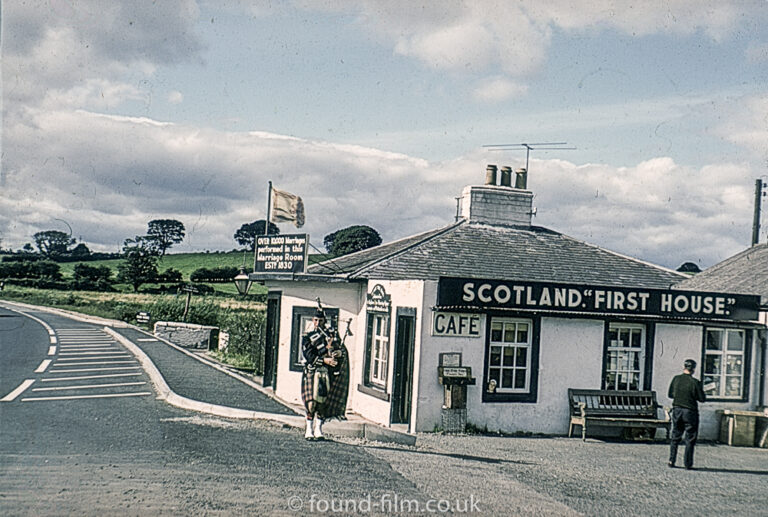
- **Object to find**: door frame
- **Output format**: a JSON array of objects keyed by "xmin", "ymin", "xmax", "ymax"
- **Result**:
[
  {"xmin": 390, "ymin": 307, "xmax": 416, "ymax": 426},
  {"xmin": 263, "ymin": 291, "xmax": 281, "ymax": 389}
]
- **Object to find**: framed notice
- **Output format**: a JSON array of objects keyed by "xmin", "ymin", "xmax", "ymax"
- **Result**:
[{"xmin": 255, "ymin": 234, "xmax": 308, "ymax": 274}]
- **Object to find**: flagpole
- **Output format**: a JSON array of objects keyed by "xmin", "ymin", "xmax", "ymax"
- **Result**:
[
  {"xmin": 266, "ymin": 180, "xmax": 273, "ymax": 236},
  {"xmin": 256, "ymin": 180, "xmax": 273, "ymax": 271}
]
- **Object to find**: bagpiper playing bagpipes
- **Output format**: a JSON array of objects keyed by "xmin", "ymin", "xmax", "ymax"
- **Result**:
[{"xmin": 301, "ymin": 298, "xmax": 351, "ymax": 440}]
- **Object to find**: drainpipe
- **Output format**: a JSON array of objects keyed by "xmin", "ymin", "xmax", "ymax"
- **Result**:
[{"xmin": 759, "ymin": 330, "xmax": 767, "ymax": 408}]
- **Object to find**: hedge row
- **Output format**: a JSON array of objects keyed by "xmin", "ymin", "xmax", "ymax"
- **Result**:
[
  {"xmin": 0, "ymin": 260, "xmax": 62, "ymax": 281},
  {"xmin": 190, "ymin": 266, "xmax": 240, "ymax": 283}
]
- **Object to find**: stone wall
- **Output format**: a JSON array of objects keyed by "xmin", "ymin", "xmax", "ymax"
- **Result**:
[{"xmin": 154, "ymin": 321, "xmax": 219, "ymax": 350}]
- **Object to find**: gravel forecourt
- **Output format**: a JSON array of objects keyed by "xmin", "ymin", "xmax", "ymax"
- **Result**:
[{"xmin": 352, "ymin": 433, "xmax": 768, "ymax": 516}]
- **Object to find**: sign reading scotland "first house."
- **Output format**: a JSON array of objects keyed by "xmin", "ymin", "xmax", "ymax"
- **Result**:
[{"xmin": 437, "ymin": 277, "xmax": 760, "ymax": 322}]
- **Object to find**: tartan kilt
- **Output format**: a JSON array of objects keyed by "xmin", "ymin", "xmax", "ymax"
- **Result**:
[{"xmin": 301, "ymin": 345, "xmax": 349, "ymax": 420}]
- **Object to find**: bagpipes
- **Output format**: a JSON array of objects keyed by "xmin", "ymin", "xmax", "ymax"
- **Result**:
[
  {"xmin": 305, "ymin": 298, "xmax": 352, "ymax": 370},
  {"xmin": 307, "ymin": 298, "xmax": 352, "ymax": 404}
]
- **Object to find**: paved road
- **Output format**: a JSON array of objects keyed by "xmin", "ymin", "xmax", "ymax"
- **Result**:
[{"xmin": 0, "ymin": 306, "xmax": 433, "ymax": 515}]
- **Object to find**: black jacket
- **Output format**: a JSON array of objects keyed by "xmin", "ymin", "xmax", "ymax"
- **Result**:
[{"xmin": 668, "ymin": 373, "xmax": 706, "ymax": 411}]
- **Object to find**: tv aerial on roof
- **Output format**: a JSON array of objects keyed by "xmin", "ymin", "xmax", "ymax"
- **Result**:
[{"xmin": 482, "ymin": 142, "xmax": 576, "ymax": 172}]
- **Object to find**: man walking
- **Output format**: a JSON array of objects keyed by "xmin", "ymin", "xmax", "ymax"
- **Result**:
[{"xmin": 668, "ymin": 359, "xmax": 706, "ymax": 470}]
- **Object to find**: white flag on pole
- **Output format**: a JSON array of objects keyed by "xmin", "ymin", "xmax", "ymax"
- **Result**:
[{"xmin": 270, "ymin": 187, "xmax": 305, "ymax": 228}]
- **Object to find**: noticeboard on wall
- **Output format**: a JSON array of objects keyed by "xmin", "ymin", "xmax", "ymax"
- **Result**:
[{"xmin": 254, "ymin": 234, "xmax": 308, "ymax": 274}]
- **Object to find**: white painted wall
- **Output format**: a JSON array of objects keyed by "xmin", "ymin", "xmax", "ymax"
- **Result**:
[
  {"xmin": 265, "ymin": 280, "xmax": 364, "ymax": 409},
  {"xmin": 267, "ymin": 278, "xmax": 433, "ymax": 429},
  {"xmin": 415, "ymin": 281, "xmax": 488, "ymax": 432},
  {"xmin": 653, "ymin": 323, "xmax": 763, "ymax": 440},
  {"xmin": 414, "ymin": 310, "xmax": 607, "ymax": 434},
  {"xmin": 349, "ymin": 279, "xmax": 427, "ymax": 428}
]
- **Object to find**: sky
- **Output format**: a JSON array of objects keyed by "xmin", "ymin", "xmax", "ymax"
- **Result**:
[{"xmin": 2, "ymin": 0, "xmax": 768, "ymax": 271}]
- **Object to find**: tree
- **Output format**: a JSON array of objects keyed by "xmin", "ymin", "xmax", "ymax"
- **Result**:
[
  {"xmin": 147, "ymin": 219, "xmax": 185, "ymax": 257},
  {"xmin": 117, "ymin": 236, "xmax": 159, "ymax": 292},
  {"xmin": 73, "ymin": 263, "xmax": 112, "ymax": 283},
  {"xmin": 324, "ymin": 225, "xmax": 382, "ymax": 257},
  {"xmin": 72, "ymin": 263, "xmax": 113, "ymax": 291},
  {"xmin": 70, "ymin": 242, "xmax": 91, "ymax": 259},
  {"xmin": 234, "ymin": 220, "xmax": 280, "ymax": 251},
  {"xmin": 676, "ymin": 262, "xmax": 701, "ymax": 274},
  {"xmin": 33, "ymin": 230, "xmax": 75, "ymax": 257}
]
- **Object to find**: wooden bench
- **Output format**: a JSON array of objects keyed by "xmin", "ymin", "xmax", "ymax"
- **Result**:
[{"xmin": 568, "ymin": 389, "xmax": 670, "ymax": 441}]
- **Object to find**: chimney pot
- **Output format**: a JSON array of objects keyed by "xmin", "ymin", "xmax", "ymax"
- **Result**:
[
  {"xmin": 515, "ymin": 168, "xmax": 527, "ymax": 189},
  {"xmin": 500, "ymin": 166, "xmax": 512, "ymax": 187},
  {"xmin": 485, "ymin": 165, "xmax": 498, "ymax": 185}
]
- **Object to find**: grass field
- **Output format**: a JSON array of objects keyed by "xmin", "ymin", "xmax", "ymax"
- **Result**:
[
  {"xmin": 0, "ymin": 249, "xmax": 336, "ymax": 296},
  {"xmin": 55, "ymin": 250, "xmax": 253, "ymax": 279}
]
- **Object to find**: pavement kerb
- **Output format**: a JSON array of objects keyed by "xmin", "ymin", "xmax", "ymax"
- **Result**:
[
  {"xmin": 0, "ymin": 300, "xmax": 132, "ymax": 327},
  {"xmin": 0, "ymin": 300, "xmax": 417, "ymax": 445},
  {"xmin": 104, "ymin": 327, "xmax": 305, "ymax": 427}
]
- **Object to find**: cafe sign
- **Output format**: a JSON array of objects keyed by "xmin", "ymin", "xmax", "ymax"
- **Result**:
[
  {"xmin": 432, "ymin": 312, "xmax": 482, "ymax": 337},
  {"xmin": 437, "ymin": 277, "xmax": 760, "ymax": 322}
]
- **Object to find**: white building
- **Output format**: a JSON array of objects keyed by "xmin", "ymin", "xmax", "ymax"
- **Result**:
[{"xmin": 255, "ymin": 167, "xmax": 762, "ymax": 440}]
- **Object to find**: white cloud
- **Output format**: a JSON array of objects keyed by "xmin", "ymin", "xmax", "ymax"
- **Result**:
[
  {"xmin": 2, "ymin": 1, "xmax": 201, "ymax": 114},
  {"xmin": 306, "ymin": 0, "xmax": 752, "ymax": 86},
  {"xmin": 168, "ymin": 91, "xmax": 184, "ymax": 104},
  {"xmin": 717, "ymin": 93, "xmax": 768, "ymax": 160},
  {"xmin": 1, "ymin": 0, "xmax": 763, "ymax": 270},
  {"xmin": 0, "ymin": 102, "xmax": 758, "ymax": 268},
  {"xmin": 531, "ymin": 157, "xmax": 755, "ymax": 269},
  {"xmin": 472, "ymin": 78, "xmax": 528, "ymax": 103}
]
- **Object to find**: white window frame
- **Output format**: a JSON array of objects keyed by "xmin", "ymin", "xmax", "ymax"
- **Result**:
[
  {"xmin": 703, "ymin": 328, "xmax": 746, "ymax": 399},
  {"xmin": 294, "ymin": 314, "xmax": 315, "ymax": 366},
  {"xmin": 367, "ymin": 313, "xmax": 390, "ymax": 388},
  {"xmin": 604, "ymin": 322, "xmax": 646, "ymax": 391},
  {"xmin": 487, "ymin": 317, "xmax": 532, "ymax": 393}
]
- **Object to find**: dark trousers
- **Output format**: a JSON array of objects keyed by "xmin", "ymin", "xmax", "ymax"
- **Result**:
[{"xmin": 669, "ymin": 407, "xmax": 699, "ymax": 468}]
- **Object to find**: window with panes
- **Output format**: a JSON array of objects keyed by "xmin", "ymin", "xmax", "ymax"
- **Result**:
[
  {"xmin": 703, "ymin": 328, "xmax": 746, "ymax": 399},
  {"xmin": 488, "ymin": 318, "xmax": 532, "ymax": 392},
  {"xmin": 366, "ymin": 313, "xmax": 390, "ymax": 388},
  {"xmin": 604, "ymin": 323, "xmax": 645, "ymax": 391}
]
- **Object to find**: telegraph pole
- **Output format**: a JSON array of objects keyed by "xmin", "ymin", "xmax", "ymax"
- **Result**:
[{"xmin": 752, "ymin": 179, "xmax": 765, "ymax": 246}]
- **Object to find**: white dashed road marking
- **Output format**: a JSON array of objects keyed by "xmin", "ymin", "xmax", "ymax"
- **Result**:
[
  {"xmin": 1, "ymin": 379, "xmax": 35, "ymax": 402},
  {"xmin": 41, "ymin": 372, "xmax": 143, "ymax": 382},
  {"xmin": 34, "ymin": 359, "xmax": 52, "ymax": 373},
  {"xmin": 2, "ymin": 319, "xmax": 153, "ymax": 404},
  {"xmin": 32, "ymin": 382, "xmax": 147, "ymax": 392},
  {"xmin": 22, "ymin": 392, "xmax": 153, "ymax": 402},
  {"xmin": 49, "ymin": 366, "xmax": 142, "ymax": 373}
]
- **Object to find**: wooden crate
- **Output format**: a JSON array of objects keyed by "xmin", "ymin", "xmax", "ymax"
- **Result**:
[{"xmin": 718, "ymin": 410, "xmax": 759, "ymax": 447}]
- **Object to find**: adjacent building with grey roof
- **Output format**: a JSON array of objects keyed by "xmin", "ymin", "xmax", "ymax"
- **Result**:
[{"xmin": 677, "ymin": 243, "xmax": 768, "ymax": 305}]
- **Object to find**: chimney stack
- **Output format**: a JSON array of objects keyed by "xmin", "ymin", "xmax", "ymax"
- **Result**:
[
  {"xmin": 459, "ymin": 165, "xmax": 534, "ymax": 227},
  {"xmin": 485, "ymin": 165, "xmax": 498, "ymax": 185}
]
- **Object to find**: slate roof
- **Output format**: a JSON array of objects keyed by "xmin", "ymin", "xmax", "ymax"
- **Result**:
[
  {"xmin": 676, "ymin": 243, "xmax": 768, "ymax": 302},
  {"xmin": 308, "ymin": 220, "xmax": 685, "ymax": 288}
]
